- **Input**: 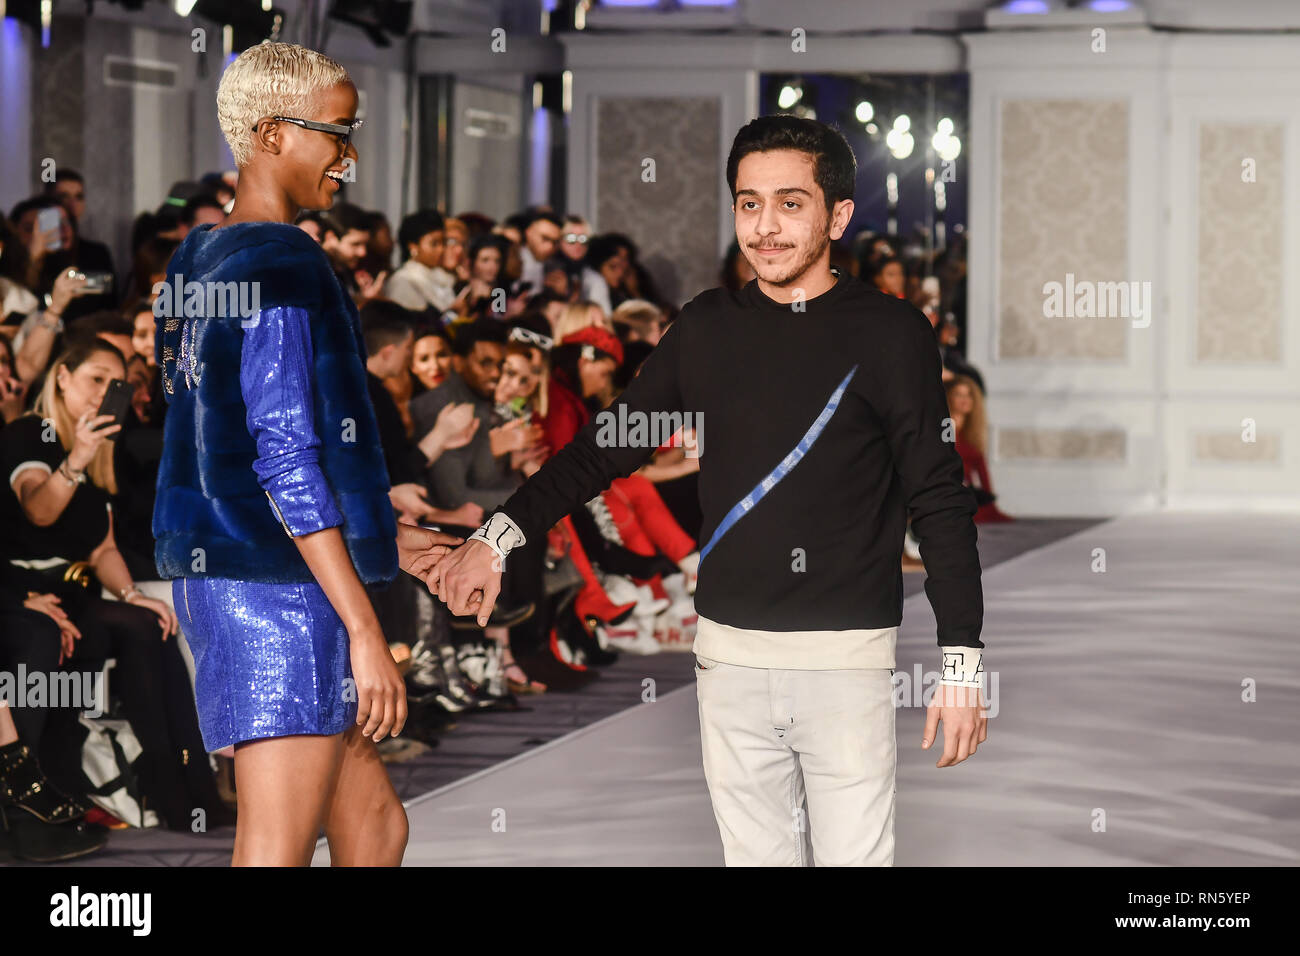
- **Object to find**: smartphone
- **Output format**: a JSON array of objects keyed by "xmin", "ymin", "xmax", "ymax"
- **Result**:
[
  {"xmin": 81, "ymin": 272, "xmax": 113, "ymax": 294},
  {"xmin": 37, "ymin": 207, "xmax": 62, "ymax": 251},
  {"xmin": 95, "ymin": 379, "xmax": 134, "ymax": 436}
]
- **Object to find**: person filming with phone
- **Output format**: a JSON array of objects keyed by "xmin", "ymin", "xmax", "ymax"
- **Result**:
[
  {"xmin": 0, "ymin": 338, "xmax": 229, "ymax": 828},
  {"xmin": 8, "ymin": 196, "xmax": 116, "ymax": 324}
]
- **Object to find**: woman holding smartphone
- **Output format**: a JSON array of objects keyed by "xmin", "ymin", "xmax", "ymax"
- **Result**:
[
  {"xmin": 1, "ymin": 339, "xmax": 227, "ymax": 828},
  {"xmin": 153, "ymin": 41, "xmax": 459, "ymax": 866}
]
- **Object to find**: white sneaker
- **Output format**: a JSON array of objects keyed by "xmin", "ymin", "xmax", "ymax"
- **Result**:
[
  {"xmin": 604, "ymin": 615, "xmax": 662, "ymax": 655},
  {"xmin": 634, "ymin": 583, "xmax": 670, "ymax": 618}
]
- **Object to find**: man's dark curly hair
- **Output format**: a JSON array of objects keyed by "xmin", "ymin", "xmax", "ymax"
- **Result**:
[{"xmin": 725, "ymin": 115, "xmax": 857, "ymax": 214}]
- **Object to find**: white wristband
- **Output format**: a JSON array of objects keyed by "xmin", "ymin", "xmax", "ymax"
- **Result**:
[
  {"xmin": 469, "ymin": 511, "xmax": 527, "ymax": 561},
  {"xmin": 938, "ymin": 646, "xmax": 984, "ymax": 688}
]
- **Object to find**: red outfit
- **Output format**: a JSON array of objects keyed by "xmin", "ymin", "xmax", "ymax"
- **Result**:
[
  {"xmin": 540, "ymin": 370, "xmax": 696, "ymax": 600},
  {"xmin": 954, "ymin": 434, "xmax": 1013, "ymax": 524}
]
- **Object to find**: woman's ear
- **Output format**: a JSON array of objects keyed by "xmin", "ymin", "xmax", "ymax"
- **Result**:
[{"xmin": 252, "ymin": 117, "xmax": 283, "ymax": 157}]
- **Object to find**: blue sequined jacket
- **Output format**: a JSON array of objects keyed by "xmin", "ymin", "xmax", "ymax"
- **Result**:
[{"xmin": 153, "ymin": 221, "xmax": 397, "ymax": 584}]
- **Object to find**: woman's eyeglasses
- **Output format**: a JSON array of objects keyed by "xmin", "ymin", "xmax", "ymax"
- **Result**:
[
  {"xmin": 508, "ymin": 327, "xmax": 554, "ymax": 351},
  {"xmin": 253, "ymin": 116, "xmax": 364, "ymax": 151}
]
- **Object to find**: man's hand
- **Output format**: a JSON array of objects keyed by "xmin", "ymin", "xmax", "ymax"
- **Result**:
[
  {"xmin": 427, "ymin": 538, "xmax": 502, "ymax": 627},
  {"xmin": 395, "ymin": 523, "xmax": 464, "ymax": 583},
  {"xmin": 922, "ymin": 683, "xmax": 988, "ymax": 767},
  {"xmin": 389, "ymin": 482, "xmax": 433, "ymax": 523}
]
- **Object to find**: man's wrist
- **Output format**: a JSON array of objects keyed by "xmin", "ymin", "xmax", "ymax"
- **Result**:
[
  {"xmin": 938, "ymin": 646, "xmax": 984, "ymax": 688},
  {"xmin": 469, "ymin": 511, "xmax": 526, "ymax": 561}
]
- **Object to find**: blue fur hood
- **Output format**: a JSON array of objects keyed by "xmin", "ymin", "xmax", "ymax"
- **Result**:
[{"xmin": 153, "ymin": 221, "xmax": 397, "ymax": 585}]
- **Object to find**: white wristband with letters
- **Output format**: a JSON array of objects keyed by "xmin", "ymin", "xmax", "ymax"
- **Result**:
[
  {"xmin": 469, "ymin": 511, "xmax": 526, "ymax": 562},
  {"xmin": 938, "ymin": 646, "xmax": 984, "ymax": 688}
]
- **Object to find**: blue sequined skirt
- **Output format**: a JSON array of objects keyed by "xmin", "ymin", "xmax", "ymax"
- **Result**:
[{"xmin": 174, "ymin": 577, "xmax": 357, "ymax": 752}]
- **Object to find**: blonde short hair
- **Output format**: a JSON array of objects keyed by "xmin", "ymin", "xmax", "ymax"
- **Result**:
[
  {"xmin": 217, "ymin": 41, "xmax": 351, "ymax": 168},
  {"xmin": 612, "ymin": 299, "xmax": 662, "ymax": 328}
]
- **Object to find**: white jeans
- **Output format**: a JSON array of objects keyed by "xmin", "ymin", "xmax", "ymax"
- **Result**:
[{"xmin": 694, "ymin": 654, "xmax": 897, "ymax": 866}]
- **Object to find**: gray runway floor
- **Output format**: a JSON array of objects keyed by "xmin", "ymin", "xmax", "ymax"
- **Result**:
[{"xmin": 377, "ymin": 513, "xmax": 1300, "ymax": 866}]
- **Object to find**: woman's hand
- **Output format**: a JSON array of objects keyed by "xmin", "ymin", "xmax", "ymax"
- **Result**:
[
  {"xmin": 348, "ymin": 626, "xmax": 407, "ymax": 742},
  {"xmin": 68, "ymin": 412, "xmax": 122, "ymax": 471},
  {"xmin": 25, "ymin": 225, "xmax": 59, "ymax": 266},
  {"xmin": 125, "ymin": 591, "xmax": 178, "ymax": 640},
  {"xmin": 49, "ymin": 269, "xmax": 89, "ymax": 316},
  {"xmin": 490, "ymin": 418, "xmax": 542, "ymax": 457},
  {"xmin": 23, "ymin": 592, "xmax": 82, "ymax": 664}
]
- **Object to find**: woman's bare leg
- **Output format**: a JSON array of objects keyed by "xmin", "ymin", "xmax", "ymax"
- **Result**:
[
  {"xmin": 321, "ymin": 724, "xmax": 408, "ymax": 866},
  {"xmin": 231, "ymin": 733, "xmax": 346, "ymax": 866}
]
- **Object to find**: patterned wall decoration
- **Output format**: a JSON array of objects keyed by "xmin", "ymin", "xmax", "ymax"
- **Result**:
[
  {"xmin": 998, "ymin": 99, "xmax": 1130, "ymax": 360},
  {"xmin": 997, "ymin": 427, "xmax": 1127, "ymax": 461},
  {"xmin": 1193, "ymin": 431, "xmax": 1281, "ymax": 463},
  {"xmin": 1196, "ymin": 123, "xmax": 1283, "ymax": 363},
  {"xmin": 595, "ymin": 97, "xmax": 720, "ymax": 308}
]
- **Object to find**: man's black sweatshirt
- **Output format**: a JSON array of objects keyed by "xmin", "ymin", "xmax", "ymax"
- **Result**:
[{"xmin": 489, "ymin": 275, "xmax": 984, "ymax": 651}]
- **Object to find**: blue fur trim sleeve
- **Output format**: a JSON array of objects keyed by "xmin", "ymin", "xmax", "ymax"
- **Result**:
[{"xmin": 240, "ymin": 305, "xmax": 345, "ymax": 537}]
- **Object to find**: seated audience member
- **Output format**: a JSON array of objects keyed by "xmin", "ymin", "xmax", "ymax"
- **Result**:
[
  {"xmin": 612, "ymin": 299, "xmax": 666, "ymax": 347},
  {"xmin": 541, "ymin": 255, "xmax": 572, "ymax": 300},
  {"xmin": 9, "ymin": 196, "xmax": 116, "ymax": 322},
  {"xmin": 127, "ymin": 298, "xmax": 157, "ymax": 367},
  {"xmin": 180, "ymin": 194, "xmax": 226, "ymax": 236},
  {"xmin": 442, "ymin": 216, "xmax": 470, "ymax": 283},
  {"xmin": 558, "ymin": 215, "xmax": 589, "ymax": 258},
  {"xmin": 123, "ymin": 236, "xmax": 180, "ymax": 306},
  {"xmin": 1, "ymin": 217, "xmax": 41, "ymax": 329},
  {"xmin": 719, "ymin": 239, "xmax": 756, "ymax": 292},
  {"xmin": 320, "ymin": 203, "xmax": 375, "ymax": 303},
  {"xmin": 7, "ymin": 267, "xmax": 80, "ymax": 384},
  {"xmin": 410, "ymin": 320, "xmax": 520, "ymax": 511},
  {"xmin": 551, "ymin": 298, "xmax": 610, "ymax": 345},
  {"xmin": 410, "ymin": 323, "xmax": 455, "ymax": 396},
  {"xmin": 361, "ymin": 209, "xmax": 395, "ymax": 280},
  {"xmin": 44, "ymin": 169, "xmax": 116, "ymax": 280},
  {"xmin": 0, "ymin": 336, "xmax": 24, "ymax": 424},
  {"xmin": 937, "ymin": 316, "xmax": 986, "ymax": 393},
  {"xmin": 946, "ymin": 374, "xmax": 1012, "ymax": 524},
  {"xmin": 0, "ymin": 340, "xmax": 229, "ymax": 828},
  {"xmin": 385, "ymin": 209, "xmax": 455, "ymax": 314},
  {"xmin": 455, "ymin": 234, "xmax": 510, "ymax": 321},
  {"xmin": 359, "ymin": 300, "xmax": 483, "ymax": 527},
  {"xmin": 580, "ymin": 233, "xmax": 633, "ymax": 315},
  {"xmin": 296, "ymin": 210, "xmax": 325, "ymax": 243},
  {"xmin": 868, "ymin": 255, "xmax": 905, "ymax": 299},
  {"xmin": 517, "ymin": 210, "xmax": 563, "ymax": 295}
]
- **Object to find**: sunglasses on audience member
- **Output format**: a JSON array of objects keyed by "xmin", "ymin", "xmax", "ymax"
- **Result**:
[
  {"xmin": 509, "ymin": 327, "xmax": 553, "ymax": 352},
  {"xmin": 563, "ymin": 233, "xmax": 588, "ymax": 244},
  {"xmin": 252, "ymin": 116, "xmax": 364, "ymax": 151}
]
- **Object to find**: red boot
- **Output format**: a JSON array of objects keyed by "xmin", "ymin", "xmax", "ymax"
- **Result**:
[{"xmin": 560, "ymin": 516, "xmax": 637, "ymax": 625}]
